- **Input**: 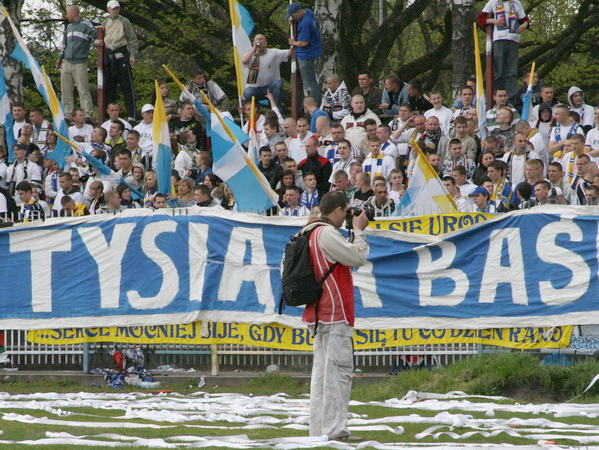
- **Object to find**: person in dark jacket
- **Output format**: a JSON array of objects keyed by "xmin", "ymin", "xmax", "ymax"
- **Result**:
[{"xmin": 299, "ymin": 137, "xmax": 332, "ymax": 194}]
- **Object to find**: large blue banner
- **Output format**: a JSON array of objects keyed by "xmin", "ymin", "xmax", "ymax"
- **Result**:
[{"xmin": 0, "ymin": 207, "xmax": 598, "ymax": 330}]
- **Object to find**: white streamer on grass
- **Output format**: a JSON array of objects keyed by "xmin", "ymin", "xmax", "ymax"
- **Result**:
[{"xmin": 1, "ymin": 390, "xmax": 599, "ymax": 447}]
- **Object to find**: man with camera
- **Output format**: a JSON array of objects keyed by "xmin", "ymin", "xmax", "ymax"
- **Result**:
[
  {"xmin": 301, "ymin": 191, "xmax": 369, "ymax": 442},
  {"xmin": 242, "ymin": 34, "xmax": 291, "ymax": 109}
]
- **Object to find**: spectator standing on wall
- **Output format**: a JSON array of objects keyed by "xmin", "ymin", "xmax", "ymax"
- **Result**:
[{"xmin": 287, "ymin": 3, "xmax": 323, "ymax": 104}]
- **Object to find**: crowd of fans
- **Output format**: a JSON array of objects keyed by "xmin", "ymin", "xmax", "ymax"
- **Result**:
[{"xmin": 1, "ymin": 1, "xmax": 598, "ymax": 224}]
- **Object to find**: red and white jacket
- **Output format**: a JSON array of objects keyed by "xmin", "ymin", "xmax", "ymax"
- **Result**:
[{"xmin": 301, "ymin": 221, "xmax": 368, "ymax": 327}]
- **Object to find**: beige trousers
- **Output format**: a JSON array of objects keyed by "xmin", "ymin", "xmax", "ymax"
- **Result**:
[{"xmin": 60, "ymin": 60, "xmax": 94, "ymax": 119}]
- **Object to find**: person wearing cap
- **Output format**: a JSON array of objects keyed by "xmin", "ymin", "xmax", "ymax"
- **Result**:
[
  {"xmin": 241, "ymin": 34, "xmax": 291, "ymax": 109},
  {"xmin": 133, "ymin": 104, "xmax": 154, "ymax": 156},
  {"xmin": 468, "ymin": 185, "xmax": 495, "ymax": 213},
  {"xmin": 6, "ymin": 144, "xmax": 43, "ymax": 199},
  {"xmin": 58, "ymin": 5, "xmax": 97, "ymax": 122},
  {"xmin": 287, "ymin": 3, "xmax": 323, "ymax": 105},
  {"xmin": 96, "ymin": 1, "xmax": 139, "ymax": 123}
]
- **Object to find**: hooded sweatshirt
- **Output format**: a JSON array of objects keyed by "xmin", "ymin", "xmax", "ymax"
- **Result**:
[
  {"xmin": 320, "ymin": 81, "xmax": 351, "ymax": 122},
  {"xmin": 568, "ymin": 86, "xmax": 595, "ymax": 128}
]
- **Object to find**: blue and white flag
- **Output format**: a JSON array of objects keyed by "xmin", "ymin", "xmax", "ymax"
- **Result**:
[
  {"xmin": 0, "ymin": 60, "xmax": 15, "ymax": 162},
  {"xmin": 209, "ymin": 106, "xmax": 278, "ymax": 212},
  {"xmin": 229, "ymin": 0, "xmax": 254, "ymax": 100},
  {"xmin": 180, "ymin": 87, "xmax": 273, "ymax": 212},
  {"xmin": 2, "ymin": 8, "xmax": 71, "ymax": 167}
]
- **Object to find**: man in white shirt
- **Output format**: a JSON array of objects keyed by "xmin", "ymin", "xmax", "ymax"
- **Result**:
[
  {"xmin": 451, "ymin": 165, "xmax": 476, "ymax": 196},
  {"xmin": 443, "ymin": 176, "xmax": 471, "ymax": 212},
  {"xmin": 101, "ymin": 102, "xmax": 131, "ymax": 137},
  {"xmin": 53, "ymin": 172, "xmax": 85, "ymax": 213},
  {"xmin": 425, "ymin": 91, "xmax": 452, "ymax": 136},
  {"xmin": 321, "ymin": 124, "xmax": 360, "ymax": 164},
  {"xmin": 548, "ymin": 104, "xmax": 585, "ymax": 159},
  {"xmin": 560, "ymin": 134, "xmax": 587, "ymax": 186},
  {"xmin": 279, "ymin": 186, "xmax": 310, "ymax": 216},
  {"xmin": 362, "ymin": 137, "xmax": 394, "ymax": 183},
  {"xmin": 341, "ymin": 94, "xmax": 380, "ymax": 148},
  {"xmin": 501, "ymin": 132, "xmax": 539, "ymax": 186},
  {"xmin": 11, "ymin": 103, "xmax": 27, "ymax": 141},
  {"xmin": 514, "ymin": 120, "xmax": 548, "ymax": 167},
  {"xmin": 241, "ymin": 34, "xmax": 290, "ymax": 108},
  {"xmin": 376, "ymin": 124, "xmax": 399, "ymax": 160},
  {"xmin": 133, "ymin": 104, "xmax": 154, "ymax": 155},
  {"xmin": 68, "ymin": 107, "xmax": 93, "ymax": 142},
  {"xmin": 30, "ymin": 108, "xmax": 51, "ymax": 148},
  {"xmin": 5, "ymin": 144, "xmax": 43, "ymax": 199},
  {"xmin": 328, "ymin": 139, "xmax": 355, "ymax": 184},
  {"xmin": 288, "ymin": 117, "xmax": 316, "ymax": 163},
  {"xmin": 478, "ymin": 0, "xmax": 530, "ymax": 103}
]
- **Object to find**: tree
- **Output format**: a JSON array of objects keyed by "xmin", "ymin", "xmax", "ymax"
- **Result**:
[
  {"xmin": 0, "ymin": 0, "xmax": 25, "ymax": 102},
  {"xmin": 6, "ymin": 0, "xmax": 599, "ymax": 112},
  {"xmin": 451, "ymin": 0, "xmax": 475, "ymax": 98}
]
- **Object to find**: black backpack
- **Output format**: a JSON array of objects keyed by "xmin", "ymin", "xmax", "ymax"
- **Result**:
[{"xmin": 279, "ymin": 225, "xmax": 337, "ymax": 330}]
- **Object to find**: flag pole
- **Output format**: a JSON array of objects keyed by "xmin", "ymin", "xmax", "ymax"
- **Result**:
[
  {"xmin": 52, "ymin": 130, "xmax": 83, "ymax": 159},
  {"xmin": 485, "ymin": 24, "xmax": 493, "ymax": 111},
  {"xmin": 289, "ymin": 0, "xmax": 300, "ymax": 119},
  {"xmin": 97, "ymin": 26, "xmax": 105, "ymax": 123},
  {"xmin": 521, "ymin": 62, "xmax": 536, "ymax": 121},
  {"xmin": 228, "ymin": 0, "xmax": 245, "ymax": 129},
  {"xmin": 162, "ymin": 64, "xmax": 185, "ymax": 91},
  {"xmin": 52, "ymin": 130, "xmax": 79, "ymax": 150}
]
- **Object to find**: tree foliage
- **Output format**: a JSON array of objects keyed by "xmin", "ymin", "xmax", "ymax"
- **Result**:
[{"xmin": 10, "ymin": 0, "xmax": 599, "ymax": 113}]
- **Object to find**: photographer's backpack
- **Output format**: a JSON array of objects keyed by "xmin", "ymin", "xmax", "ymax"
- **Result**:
[{"xmin": 279, "ymin": 225, "xmax": 337, "ymax": 333}]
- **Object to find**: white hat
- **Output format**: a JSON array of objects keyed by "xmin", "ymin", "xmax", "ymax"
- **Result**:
[
  {"xmin": 141, "ymin": 104, "xmax": 155, "ymax": 113},
  {"xmin": 107, "ymin": 1, "xmax": 120, "ymax": 9}
]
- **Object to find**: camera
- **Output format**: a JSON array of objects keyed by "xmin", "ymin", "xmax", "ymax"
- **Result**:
[
  {"xmin": 255, "ymin": 41, "xmax": 261, "ymax": 47},
  {"xmin": 549, "ymin": 187, "xmax": 557, "ymax": 204},
  {"xmin": 345, "ymin": 204, "xmax": 375, "ymax": 229}
]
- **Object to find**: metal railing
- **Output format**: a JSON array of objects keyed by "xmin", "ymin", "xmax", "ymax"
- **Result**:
[{"xmin": 1, "ymin": 329, "xmax": 479, "ymax": 374}]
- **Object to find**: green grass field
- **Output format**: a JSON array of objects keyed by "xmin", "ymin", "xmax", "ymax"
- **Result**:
[{"xmin": 1, "ymin": 353, "xmax": 599, "ymax": 448}]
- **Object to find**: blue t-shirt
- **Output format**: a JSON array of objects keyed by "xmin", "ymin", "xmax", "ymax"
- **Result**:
[
  {"xmin": 296, "ymin": 9, "xmax": 322, "ymax": 60},
  {"xmin": 310, "ymin": 108, "xmax": 328, "ymax": 132}
]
